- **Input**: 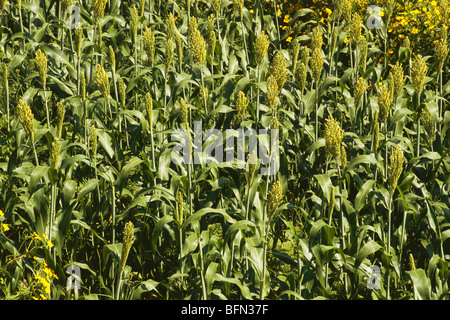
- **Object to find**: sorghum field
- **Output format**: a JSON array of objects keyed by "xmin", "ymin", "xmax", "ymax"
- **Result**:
[{"xmin": 0, "ymin": 0, "xmax": 449, "ymax": 300}]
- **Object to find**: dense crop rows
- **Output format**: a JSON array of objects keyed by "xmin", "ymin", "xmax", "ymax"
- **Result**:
[{"xmin": 0, "ymin": 0, "xmax": 449, "ymax": 300}]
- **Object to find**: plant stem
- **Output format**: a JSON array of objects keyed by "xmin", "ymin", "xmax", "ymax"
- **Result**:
[
  {"xmin": 44, "ymin": 89, "xmax": 50, "ymax": 129},
  {"xmin": 256, "ymin": 64, "xmax": 261, "ymax": 128},
  {"xmin": 416, "ymin": 118, "xmax": 420, "ymax": 158}
]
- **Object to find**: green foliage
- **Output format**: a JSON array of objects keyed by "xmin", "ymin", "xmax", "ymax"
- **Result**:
[{"xmin": 0, "ymin": 0, "xmax": 449, "ymax": 301}]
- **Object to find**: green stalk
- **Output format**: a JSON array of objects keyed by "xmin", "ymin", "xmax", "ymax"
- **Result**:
[
  {"xmin": 297, "ymin": 248, "xmax": 303, "ymax": 299},
  {"xmin": 198, "ymin": 233, "xmax": 207, "ymax": 300},
  {"xmin": 44, "ymin": 89, "xmax": 50, "ymax": 129},
  {"xmin": 112, "ymin": 184, "xmax": 116, "ymax": 245},
  {"xmin": 260, "ymin": 221, "xmax": 267, "ymax": 300},
  {"xmin": 315, "ymin": 79, "xmax": 319, "ymax": 142},
  {"xmin": 416, "ymin": 118, "xmax": 420, "ymax": 158},
  {"xmin": 5, "ymin": 74, "xmax": 9, "ymax": 131},
  {"xmin": 241, "ymin": 19, "xmax": 248, "ymax": 74},
  {"xmin": 273, "ymin": 1, "xmax": 281, "ymax": 49},
  {"xmin": 50, "ymin": 183, "xmax": 57, "ymax": 261},
  {"xmin": 256, "ymin": 64, "xmax": 261, "ymax": 128},
  {"xmin": 387, "ymin": 193, "xmax": 393, "ymax": 300},
  {"xmin": 31, "ymin": 140, "xmax": 39, "ymax": 166}
]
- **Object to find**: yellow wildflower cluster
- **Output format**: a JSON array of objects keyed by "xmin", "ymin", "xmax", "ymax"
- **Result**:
[
  {"xmin": 0, "ymin": 209, "xmax": 9, "ymax": 232},
  {"xmin": 31, "ymin": 231, "xmax": 55, "ymax": 248},
  {"xmin": 31, "ymin": 257, "xmax": 58, "ymax": 300}
]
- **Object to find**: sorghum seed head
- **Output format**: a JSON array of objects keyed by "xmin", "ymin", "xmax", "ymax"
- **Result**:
[
  {"xmin": 372, "ymin": 111, "xmax": 379, "ymax": 153},
  {"xmin": 378, "ymin": 84, "xmax": 392, "ymax": 123},
  {"xmin": 310, "ymin": 26, "xmax": 323, "ymax": 53},
  {"xmin": 51, "ymin": 138, "xmax": 61, "ymax": 170},
  {"xmin": 296, "ymin": 62, "xmax": 307, "ymax": 93},
  {"xmin": 145, "ymin": 92, "xmax": 153, "ymax": 128},
  {"xmin": 176, "ymin": 32, "xmax": 183, "ymax": 65},
  {"xmin": 211, "ymin": 0, "xmax": 221, "ymax": 16},
  {"xmin": 165, "ymin": 38, "xmax": 174, "ymax": 73},
  {"xmin": 188, "ymin": 16, "xmax": 198, "ymax": 45},
  {"xmin": 56, "ymin": 100, "xmax": 65, "ymax": 138},
  {"xmin": 350, "ymin": 13, "xmax": 362, "ymax": 44},
  {"xmin": 93, "ymin": 0, "xmax": 107, "ymax": 20},
  {"xmin": 385, "ymin": 0, "xmax": 396, "ymax": 22},
  {"xmin": 200, "ymin": 87, "xmax": 208, "ymax": 109},
  {"xmin": 17, "ymin": 99, "xmax": 34, "ymax": 142},
  {"xmin": 35, "ymin": 49, "xmax": 47, "ymax": 88},
  {"xmin": 342, "ymin": 0, "xmax": 352, "ymax": 24},
  {"xmin": 176, "ymin": 189, "xmax": 184, "ymax": 225},
  {"xmin": 267, "ymin": 180, "xmax": 283, "ymax": 221},
  {"xmin": 94, "ymin": 64, "xmax": 110, "ymax": 100},
  {"xmin": 109, "ymin": 45, "xmax": 116, "ymax": 71},
  {"xmin": 232, "ymin": 0, "xmax": 244, "ymax": 18},
  {"xmin": 81, "ymin": 73, "xmax": 86, "ymax": 102},
  {"xmin": 411, "ymin": 54, "xmax": 427, "ymax": 97},
  {"xmin": 191, "ymin": 29, "xmax": 206, "ymax": 66},
  {"xmin": 120, "ymin": 221, "xmax": 136, "ymax": 273},
  {"xmin": 409, "ymin": 253, "xmax": 416, "ymax": 271},
  {"xmin": 97, "ymin": 20, "xmax": 103, "ymax": 47},
  {"xmin": 301, "ymin": 47, "xmax": 309, "ymax": 67},
  {"xmin": 139, "ymin": 0, "xmax": 145, "ymax": 16},
  {"xmin": 90, "ymin": 124, "xmax": 98, "ymax": 156},
  {"xmin": 340, "ymin": 145, "xmax": 347, "ymax": 167},
  {"xmin": 143, "ymin": 26, "xmax": 156, "ymax": 66},
  {"xmin": 358, "ymin": 35, "xmax": 367, "ymax": 72},
  {"xmin": 61, "ymin": 0, "xmax": 73, "ymax": 15},
  {"xmin": 208, "ymin": 29, "xmax": 216, "ymax": 60},
  {"xmin": 333, "ymin": 0, "xmax": 345, "ymax": 20},
  {"xmin": 402, "ymin": 36, "xmax": 410, "ymax": 49},
  {"xmin": 234, "ymin": 91, "xmax": 248, "ymax": 126},
  {"xmin": 254, "ymin": 31, "xmax": 270, "ymax": 65},
  {"xmin": 329, "ymin": 185, "xmax": 335, "ymax": 219},
  {"xmin": 180, "ymin": 98, "xmax": 189, "ymax": 127},
  {"xmin": 266, "ymin": 75, "xmax": 279, "ymax": 113},
  {"xmin": 419, "ymin": 103, "xmax": 434, "ymax": 138},
  {"xmin": 387, "ymin": 144, "xmax": 404, "ymax": 194},
  {"xmin": 118, "ymin": 77, "xmax": 126, "ymax": 106},
  {"xmin": 390, "ymin": 62, "xmax": 405, "ymax": 102},
  {"xmin": 310, "ymin": 47, "xmax": 323, "ymax": 83},
  {"xmin": 130, "ymin": 5, "xmax": 138, "ymax": 45},
  {"xmin": 354, "ymin": 77, "xmax": 365, "ymax": 110},
  {"xmin": 166, "ymin": 12, "xmax": 176, "ymax": 40},
  {"xmin": 75, "ymin": 25, "xmax": 83, "ymax": 57},
  {"xmin": 324, "ymin": 114, "xmax": 344, "ymax": 161},
  {"xmin": 435, "ymin": 38, "xmax": 449, "ymax": 74},
  {"xmin": 269, "ymin": 51, "xmax": 288, "ymax": 92}
]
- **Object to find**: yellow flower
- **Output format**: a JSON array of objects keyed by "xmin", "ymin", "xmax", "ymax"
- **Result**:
[
  {"xmin": 47, "ymin": 240, "xmax": 54, "ymax": 248},
  {"xmin": 1, "ymin": 223, "xmax": 9, "ymax": 232},
  {"xmin": 431, "ymin": 1, "xmax": 437, "ymax": 6},
  {"xmin": 286, "ymin": 36, "xmax": 293, "ymax": 43},
  {"xmin": 32, "ymin": 232, "xmax": 42, "ymax": 241},
  {"xmin": 325, "ymin": 7, "xmax": 332, "ymax": 15},
  {"xmin": 344, "ymin": 37, "xmax": 349, "ymax": 44},
  {"xmin": 283, "ymin": 14, "xmax": 289, "ymax": 23},
  {"xmin": 0, "ymin": 209, "xmax": 4, "ymax": 216},
  {"xmin": 249, "ymin": 9, "xmax": 254, "ymax": 14},
  {"xmin": 379, "ymin": 11, "xmax": 384, "ymax": 17}
]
